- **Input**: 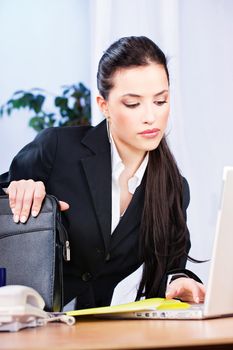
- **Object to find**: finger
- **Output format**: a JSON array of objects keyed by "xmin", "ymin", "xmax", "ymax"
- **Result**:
[
  {"xmin": 165, "ymin": 278, "xmax": 187, "ymax": 299},
  {"xmin": 165, "ymin": 286, "xmax": 179, "ymax": 299},
  {"xmin": 19, "ymin": 184, "xmax": 35, "ymax": 223},
  {"xmin": 197, "ymin": 282, "xmax": 206, "ymax": 295},
  {"xmin": 31, "ymin": 182, "xmax": 46, "ymax": 217},
  {"xmin": 186, "ymin": 280, "xmax": 206, "ymax": 303},
  {"xmin": 193, "ymin": 289, "xmax": 201, "ymax": 303},
  {"xmin": 184, "ymin": 280, "xmax": 202, "ymax": 303},
  {"xmin": 13, "ymin": 182, "xmax": 26, "ymax": 223},
  {"xmin": 7, "ymin": 181, "xmax": 17, "ymax": 214},
  {"xmin": 196, "ymin": 282, "xmax": 206, "ymax": 302},
  {"xmin": 59, "ymin": 201, "xmax": 69, "ymax": 211},
  {"xmin": 3, "ymin": 187, "xmax": 9, "ymax": 194}
]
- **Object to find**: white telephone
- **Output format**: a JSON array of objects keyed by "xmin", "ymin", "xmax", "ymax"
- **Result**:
[{"xmin": 0, "ymin": 285, "xmax": 75, "ymax": 332}]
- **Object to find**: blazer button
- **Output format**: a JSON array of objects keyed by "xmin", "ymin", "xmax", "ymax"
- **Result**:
[
  {"xmin": 96, "ymin": 248, "xmax": 104, "ymax": 255},
  {"xmin": 82, "ymin": 272, "xmax": 92, "ymax": 282},
  {"xmin": 105, "ymin": 253, "xmax": 110, "ymax": 262}
]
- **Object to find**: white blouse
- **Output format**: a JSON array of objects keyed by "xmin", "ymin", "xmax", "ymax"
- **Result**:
[{"xmin": 109, "ymin": 134, "xmax": 148, "ymax": 305}]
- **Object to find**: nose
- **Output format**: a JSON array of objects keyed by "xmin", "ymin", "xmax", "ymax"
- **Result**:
[{"xmin": 141, "ymin": 105, "xmax": 156, "ymax": 124}]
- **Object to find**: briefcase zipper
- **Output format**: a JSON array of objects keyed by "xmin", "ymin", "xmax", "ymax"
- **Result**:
[
  {"xmin": 56, "ymin": 218, "xmax": 71, "ymax": 262},
  {"xmin": 64, "ymin": 240, "xmax": 71, "ymax": 261}
]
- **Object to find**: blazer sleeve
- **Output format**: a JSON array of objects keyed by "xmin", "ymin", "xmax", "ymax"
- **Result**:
[{"xmin": 0, "ymin": 127, "xmax": 58, "ymax": 192}]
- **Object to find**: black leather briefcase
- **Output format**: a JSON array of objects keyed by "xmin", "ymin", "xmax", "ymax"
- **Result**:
[{"xmin": 0, "ymin": 195, "xmax": 70, "ymax": 312}]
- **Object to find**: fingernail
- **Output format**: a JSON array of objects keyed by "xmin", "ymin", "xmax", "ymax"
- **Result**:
[
  {"xmin": 20, "ymin": 216, "xmax": 27, "ymax": 224},
  {"xmin": 195, "ymin": 297, "xmax": 200, "ymax": 303},
  {"xmin": 13, "ymin": 215, "xmax": 19, "ymax": 223},
  {"xmin": 32, "ymin": 211, "xmax": 38, "ymax": 217}
]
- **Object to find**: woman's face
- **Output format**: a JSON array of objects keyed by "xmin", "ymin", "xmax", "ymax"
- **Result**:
[{"xmin": 99, "ymin": 63, "xmax": 170, "ymax": 159}]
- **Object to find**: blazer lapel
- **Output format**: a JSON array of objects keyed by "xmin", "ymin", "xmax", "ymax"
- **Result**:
[{"xmin": 80, "ymin": 121, "xmax": 112, "ymax": 252}]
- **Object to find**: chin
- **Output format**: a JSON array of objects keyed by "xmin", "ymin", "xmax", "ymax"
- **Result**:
[{"xmin": 144, "ymin": 140, "xmax": 162, "ymax": 152}]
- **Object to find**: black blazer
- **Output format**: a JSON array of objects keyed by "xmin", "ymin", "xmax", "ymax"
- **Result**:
[{"xmin": 0, "ymin": 121, "xmax": 192, "ymax": 308}]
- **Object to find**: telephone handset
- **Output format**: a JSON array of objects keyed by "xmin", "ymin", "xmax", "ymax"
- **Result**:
[{"xmin": 0, "ymin": 285, "xmax": 75, "ymax": 331}]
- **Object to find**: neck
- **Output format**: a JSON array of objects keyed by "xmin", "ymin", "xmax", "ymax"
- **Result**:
[{"xmin": 112, "ymin": 136, "xmax": 146, "ymax": 173}]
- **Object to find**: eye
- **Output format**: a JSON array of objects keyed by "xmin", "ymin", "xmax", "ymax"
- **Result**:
[
  {"xmin": 124, "ymin": 103, "xmax": 140, "ymax": 109},
  {"xmin": 154, "ymin": 100, "xmax": 167, "ymax": 106}
]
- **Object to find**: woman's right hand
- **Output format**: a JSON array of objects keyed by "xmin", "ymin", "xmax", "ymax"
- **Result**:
[{"xmin": 6, "ymin": 180, "xmax": 69, "ymax": 223}]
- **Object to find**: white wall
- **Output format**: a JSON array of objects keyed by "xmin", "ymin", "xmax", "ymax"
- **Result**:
[
  {"xmin": 178, "ymin": 0, "xmax": 233, "ymax": 280},
  {"xmin": 0, "ymin": 0, "xmax": 90, "ymax": 173}
]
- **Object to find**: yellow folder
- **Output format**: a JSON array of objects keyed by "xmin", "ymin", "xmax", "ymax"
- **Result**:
[{"xmin": 66, "ymin": 298, "xmax": 190, "ymax": 317}]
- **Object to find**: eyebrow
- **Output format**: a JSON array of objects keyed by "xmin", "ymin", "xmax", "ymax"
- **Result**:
[{"xmin": 121, "ymin": 90, "xmax": 169, "ymax": 98}]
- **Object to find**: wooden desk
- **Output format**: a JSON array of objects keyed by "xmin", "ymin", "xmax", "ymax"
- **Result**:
[{"xmin": 1, "ymin": 317, "xmax": 233, "ymax": 350}]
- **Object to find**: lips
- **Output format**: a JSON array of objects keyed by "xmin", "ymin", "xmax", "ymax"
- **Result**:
[{"xmin": 138, "ymin": 128, "xmax": 160, "ymax": 135}]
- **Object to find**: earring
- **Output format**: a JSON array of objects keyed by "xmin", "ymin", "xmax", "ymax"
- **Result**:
[{"xmin": 106, "ymin": 116, "xmax": 111, "ymax": 142}]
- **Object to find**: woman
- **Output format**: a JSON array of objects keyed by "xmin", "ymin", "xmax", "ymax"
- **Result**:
[{"xmin": 0, "ymin": 36, "xmax": 205, "ymax": 308}]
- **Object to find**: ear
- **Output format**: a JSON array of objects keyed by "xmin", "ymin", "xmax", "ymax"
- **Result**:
[{"xmin": 96, "ymin": 95, "xmax": 109, "ymax": 117}]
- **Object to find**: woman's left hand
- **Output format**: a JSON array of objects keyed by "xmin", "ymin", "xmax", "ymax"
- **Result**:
[{"xmin": 165, "ymin": 277, "xmax": 206, "ymax": 303}]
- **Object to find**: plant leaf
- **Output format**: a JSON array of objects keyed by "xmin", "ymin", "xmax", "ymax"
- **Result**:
[{"xmin": 28, "ymin": 116, "xmax": 45, "ymax": 132}]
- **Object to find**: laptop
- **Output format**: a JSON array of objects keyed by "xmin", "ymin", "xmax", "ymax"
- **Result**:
[{"xmin": 111, "ymin": 167, "xmax": 233, "ymax": 320}]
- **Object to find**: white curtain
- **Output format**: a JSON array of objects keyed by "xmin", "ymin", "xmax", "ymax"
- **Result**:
[{"xmin": 89, "ymin": 0, "xmax": 233, "ymax": 283}]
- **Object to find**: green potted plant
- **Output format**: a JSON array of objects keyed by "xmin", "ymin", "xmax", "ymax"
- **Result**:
[{"xmin": 0, "ymin": 82, "xmax": 91, "ymax": 132}]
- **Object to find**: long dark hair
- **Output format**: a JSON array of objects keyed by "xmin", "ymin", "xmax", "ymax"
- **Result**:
[{"xmin": 97, "ymin": 36, "xmax": 189, "ymax": 298}]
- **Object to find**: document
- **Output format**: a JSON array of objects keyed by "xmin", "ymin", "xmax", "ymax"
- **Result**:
[{"xmin": 66, "ymin": 298, "xmax": 190, "ymax": 317}]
